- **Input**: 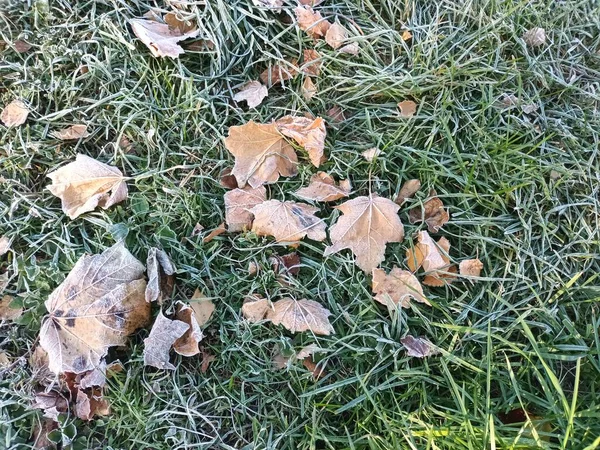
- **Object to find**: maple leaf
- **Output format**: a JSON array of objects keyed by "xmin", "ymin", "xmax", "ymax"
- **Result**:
[
  {"xmin": 39, "ymin": 243, "xmax": 149, "ymax": 374},
  {"xmin": 130, "ymin": 18, "xmax": 200, "ymax": 58},
  {"xmin": 250, "ymin": 200, "xmax": 326, "ymax": 243},
  {"xmin": 1, "ymin": 99, "xmax": 29, "ymax": 127},
  {"xmin": 406, "ymin": 231, "xmax": 457, "ymax": 286},
  {"xmin": 295, "ymin": 6, "xmax": 331, "ymax": 39},
  {"xmin": 224, "ymin": 121, "xmax": 298, "ymax": 188},
  {"xmin": 52, "ymin": 124, "xmax": 90, "ymax": 140},
  {"xmin": 224, "ymin": 185, "xmax": 267, "ymax": 232},
  {"xmin": 275, "ymin": 115, "xmax": 326, "ymax": 167},
  {"xmin": 295, "ymin": 171, "xmax": 351, "ymax": 202},
  {"xmin": 408, "ymin": 190, "xmax": 449, "ymax": 232},
  {"xmin": 173, "ymin": 302, "xmax": 203, "ymax": 357},
  {"xmin": 398, "ymin": 100, "xmax": 417, "ymax": 118},
  {"xmin": 459, "ymin": 258, "xmax": 483, "ymax": 279},
  {"xmin": 395, "ymin": 179, "xmax": 421, "ymax": 205},
  {"xmin": 400, "ymin": 335, "xmax": 439, "ymax": 358},
  {"xmin": 267, "ymin": 298, "xmax": 334, "ymax": 335},
  {"xmin": 233, "ymin": 81, "xmax": 269, "ymax": 108},
  {"xmin": 145, "ymin": 247, "xmax": 176, "ymax": 303},
  {"xmin": 47, "ymin": 154, "xmax": 128, "ymax": 219},
  {"xmin": 372, "ymin": 267, "xmax": 429, "ymax": 308},
  {"xmin": 260, "ymin": 59, "xmax": 299, "ymax": 86},
  {"xmin": 241, "ymin": 295, "xmax": 270, "ymax": 322},
  {"xmin": 143, "ymin": 311, "xmax": 189, "ymax": 370},
  {"xmin": 324, "ymin": 195, "xmax": 404, "ymax": 273},
  {"xmin": 189, "ymin": 288, "xmax": 215, "ymax": 327}
]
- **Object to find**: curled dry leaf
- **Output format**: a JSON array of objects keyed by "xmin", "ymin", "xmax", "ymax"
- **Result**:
[
  {"xmin": 173, "ymin": 302, "xmax": 203, "ymax": 357},
  {"xmin": 372, "ymin": 267, "xmax": 429, "ymax": 308},
  {"xmin": 33, "ymin": 391, "xmax": 68, "ymax": 422},
  {"xmin": 302, "ymin": 76, "xmax": 317, "ymax": 101},
  {"xmin": 130, "ymin": 18, "xmax": 200, "ymax": 58},
  {"xmin": 203, "ymin": 222, "xmax": 227, "ymax": 243},
  {"xmin": 459, "ymin": 258, "xmax": 483, "ymax": 279},
  {"xmin": 143, "ymin": 311, "xmax": 189, "ymax": 370},
  {"xmin": 0, "ymin": 295, "xmax": 23, "ymax": 321},
  {"xmin": 224, "ymin": 121, "xmax": 298, "ymax": 188},
  {"xmin": 145, "ymin": 247, "xmax": 176, "ymax": 303},
  {"xmin": 250, "ymin": 200, "xmax": 326, "ymax": 243},
  {"xmin": 302, "ymin": 357, "xmax": 326, "ymax": 379},
  {"xmin": 295, "ymin": 6, "xmax": 331, "ymax": 39},
  {"xmin": 75, "ymin": 388, "xmax": 110, "ymax": 421},
  {"xmin": 400, "ymin": 335, "xmax": 439, "ymax": 358},
  {"xmin": 295, "ymin": 171, "xmax": 350, "ymax": 202},
  {"xmin": 406, "ymin": 231, "xmax": 456, "ymax": 286},
  {"xmin": 260, "ymin": 59, "xmax": 299, "ymax": 86},
  {"xmin": 324, "ymin": 195, "xmax": 404, "ymax": 273},
  {"xmin": 164, "ymin": 12, "xmax": 197, "ymax": 34},
  {"xmin": 233, "ymin": 81, "xmax": 269, "ymax": 108},
  {"xmin": 398, "ymin": 100, "xmax": 417, "ymax": 118},
  {"xmin": 189, "ymin": 288, "xmax": 215, "ymax": 327},
  {"xmin": 523, "ymin": 27, "xmax": 546, "ymax": 47},
  {"xmin": 270, "ymin": 252, "xmax": 301, "ymax": 276},
  {"xmin": 47, "ymin": 154, "xmax": 128, "ymax": 220},
  {"xmin": 219, "ymin": 167, "xmax": 239, "ymax": 189},
  {"xmin": 302, "ymin": 49, "xmax": 322, "ymax": 76},
  {"xmin": 267, "ymin": 298, "xmax": 334, "ymax": 335},
  {"xmin": 361, "ymin": 147, "xmax": 381, "ymax": 162},
  {"xmin": 275, "ymin": 115, "xmax": 326, "ymax": 167},
  {"xmin": 52, "ymin": 124, "xmax": 90, "ymax": 141},
  {"xmin": 0, "ymin": 235, "xmax": 10, "ymax": 255},
  {"xmin": 408, "ymin": 190, "xmax": 449, "ymax": 232},
  {"xmin": 339, "ymin": 43, "xmax": 359, "ymax": 55},
  {"xmin": 224, "ymin": 185, "xmax": 267, "ymax": 232},
  {"xmin": 241, "ymin": 295, "xmax": 270, "ymax": 322},
  {"xmin": 395, "ymin": 179, "xmax": 421, "ymax": 205},
  {"xmin": 1, "ymin": 100, "xmax": 29, "ymax": 127},
  {"xmin": 39, "ymin": 243, "xmax": 149, "ymax": 374}
]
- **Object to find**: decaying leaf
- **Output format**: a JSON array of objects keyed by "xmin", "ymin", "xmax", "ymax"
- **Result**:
[
  {"xmin": 1, "ymin": 99, "xmax": 29, "ymax": 127},
  {"xmin": 302, "ymin": 49, "xmax": 322, "ymax": 76},
  {"xmin": 250, "ymin": 200, "xmax": 326, "ymax": 242},
  {"xmin": 0, "ymin": 236, "xmax": 10, "ymax": 255},
  {"xmin": 523, "ymin": 27, "xmax": 546, "ymax": 47},
  {"xmin": 0, "ymin": 295, "xmax": 23, "ymax": 320},
  {"xmin": 372, "ymin": 267, "xmax": 429, "ymax": 308},
  {"xmin": 398, "ymin": 100, "xmax": 417, "ymax": 118},
  {"xmin": 145, "ymin": 247, "xmax": 176, "ymax": 303},
  {"xmin": 248, "ymin": 261, "xmax": 259, "ymax": 276},
  {"xmin": 361, "ymin": 147, "xmax": 381, "ymax": 162},
  {"xmin": 224, "ymin": 121, "xmax": 298, "ymax": 188},
  {"xmin": 275, "ymin": 115, "xmax": 326, "ymax": 167},
  {"xmin": 260, "ymin": 59, "xmax": 299, "ymax": 86},
  {"xmin": 302, "ymin": 76, "xmax": 317, "ymax": 101},
  {"xmin": 459, "ymin": 258, "xmax": 483, "ymax": 279},
  {"xmin": 400, "ymin": 335, "xmax": 439, "ymax": 358},
  {"xmin": 39, "ymin": 243, "xmax": 149, "ymax": 374},
  {"xmin": 408, "ymin": 191, "xmax": 449, "ymax": 232},
  {"xmin": 29, "ymin": 346, "xmax": 53, "ymax": 385},
  {"xmin": 130, "ymin": 18, "xmax": 200, "ymax": 58},
  {"xmin": 47, "ymin": 154, "xmax": 128, "ymax": 220},
  {"xmin": 52, "ymin": 125, "xmax": 90, "ymax": 141},
  {"xmin": 189, "ymin": 288, "xmax": 215, "ymax": 327},
  {"xmin": 14, "ymin": 40, "xmax": 32, "ymax": 53},
  {"xmin": 267, "ymin": 298, "xmax": 334, "ymax": 335},
  {"xmin": 325, "ymin": 22, "xmax": 349, "ymax": 49},
  {"xmin": 224, "ymin": 185, "xmax": 267, "ymax": 232},
  {"xmin": 269, "ymin": 252, "xmax": 301, "ymax": 276},
  {"xmin": 324, "ymin": 195, "xmax": 404, "ymax": 273},
  {"xmin": 143, "ymin": 311, "xmax": 189, "ymax": 370},
  {"xmin": 203, "ymin": 222, "xmax": 227, "ymax": 243},
  {"xmin": 200, "ymin": 347, "xmax": 216, "ymax": 373},
  {"xmin": 33, "ymin": 391, "xmax": 68, "ymax": 421},
  {"xmin": 241, "ymin": 295, "xmax": 270, "ymax": 322},
  {"xmin": 296, "ymin": 344, "xmax": 323, "ymax": 360},
  {"xmin": 295, "ymin": 172, "xmax": 350, "ymax": 202},
  {"xmin": 75, "ymin": 388, "xmax": 110, "ymax": 421},
  {"xmin": 295, "ymin": 6, "xmax": 331, "ymax": 39},
  {"xmin": 31, "ymin": 418, "xmax": 57, "ymax": 450},
  {"xmin": 406, "ymin": 231, "xmax": 456, "ymax": 286},
  {"xmin": 233, "ymin": 81, "xmax": 269, "ymax": 108},
  {"xmin": 395, "ymin": 179, "xmax": 421, "ymax": 205},
  {"xmin": 173, "ymin": 302, "xmax": 203, "ymax": 357},
  {"xmin": 164, "ymin": 12, "xmax": 197, "ymax": 34},
  {"xmin": 302, "ymin": 357, "xmax": 326, "ymax": 379}
]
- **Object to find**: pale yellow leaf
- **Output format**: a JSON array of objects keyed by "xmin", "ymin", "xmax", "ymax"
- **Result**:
[
  {"xmin": 459, "ymin": 258, "xmax": 483, "ymax": 279},
  {"xmin": 361, "ymin": 147, "xmax": 381, "ymax": 162},
  {"xmin": 52, "ymin": 125, "xmax": 90, "ymax": 141},
  {"xmin": 241, "ymin": 295, "xmax": 270, "ymax": 322},
  {"xmin": 189, "ymin": 288, "xmax": 215, "ymax": 327},
  {"xmin": 302, "ymin": 76, "xmax": 317, "ymax": 101},
  {"xmin": 398, "ymin": 100, "xmax": 417, "ymax": 118},
  {"xmin": 275, "ymin": 115, "xmax": 326, "ymax": 167},
  {"xmin": 395, "ymin": 179, "xmax": 421, "ymax": 205},
  {"xmin": 0, "ymin": 236, "xmax": 10, "ymax": 256}
]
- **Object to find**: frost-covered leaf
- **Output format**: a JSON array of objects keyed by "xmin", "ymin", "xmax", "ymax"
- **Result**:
[
  {"xmin": 398, "ymin": 100, "xmax": 417, "ymax": 118},
  {"xmin": 145, "ymin": 247, "xmax": 176, "ymax": 303},
  {"xmin": 459, "ymin": 258, "xmax": 483, "ymax": 279},
  {"xmin": 267, "ymin": 298, "xmax": 334, "ymax": 335},
  {"xmin": 130, "ymin": 18, "xmax": 200, "ymax": 58},
  {"xmin": 224, "ymin": 185, "xmax": 267, "ymax": 232},
  {"xmin": 52, "ymin": 125, "xmax": 90, "ymax": 141},
  {"xmin": 250, "ymin": 200, "xmax": 326, "ymax": 242},
  {"xmin": 372, "ymin": 267, "xmax": 429, "ymax": 308},
  {"xmin": 241, "ymin": 295, "xmax": 270, "ymax": 322},
  {"xmin": 189, "ymin": 289, "xmax": 215, "ymax": 327},
  {"xmin": 400, "ymin": 335, "xmax": 439, "ymax": 358},
  {"xmin": 295, "ymin": 6, "xmax": 331, "ymax": 39},
  {"xmin": 408, "ymin": 191, "xmax": 449, "ymax": 232},
  {"xmin": 143, "ymin": 311, "xmax": 189, "ymax": 370},
  {"xmin": 173, "ymin": 302, "xmax": 203, "ymax": 357},
  {"xmin": 395, "ymin": 179, "xmax": 421, "ymax": 205},
  {"xmin": 0, "ymin": 100, "xmax": 29, "ymax": 127},
  {"xmin": 275, "ymin": 115, "xmax": 326, "ymax": 167},
  {"xmin": 295, "ymin": 172, "xmax": 350, "ymax": 202},
  {"xmin": 233, "ymin": 81, "xmax": 268, "ymax": 108}
]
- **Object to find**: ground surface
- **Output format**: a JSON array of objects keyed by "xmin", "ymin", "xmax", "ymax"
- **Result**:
[{"xmin": 1, "ymin": 0, "xmax": 600, "ymax": 449}]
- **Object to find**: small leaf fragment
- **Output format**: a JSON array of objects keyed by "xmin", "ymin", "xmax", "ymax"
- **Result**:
[
  {"xmin": 233, "ymin": 81, "xmax": 269, "ymax": 108},
  {"xmin": 408, "ymin": 191, "xmax": 449, "ymax": 232},
  {"xmin": 523, "ymin": 27, "xmax": 546, "ymax": 47},
  {"xmin": 260, "ymin": 59, "xmax": 299, "ymax": 86},
  {"xmin": 33, "ymin": 391, "xmax": 68, "ymax": 422},
  {"xmin": 267, "ymin": 298, "xmax": 334, "ymax": 335},
  {"xmin": 173, "ymin": 302, "xmax": 203, "ymax": 357},
  {"xmin": 250, "ymin": 200, "xmax": 326, "ymax": 243},
  {"xmin": 143, "ymin": 311, "xmax": 189, "ymax": 370},
  {"xmin": 1, "ymin": 100, "xmax": 29, "ymax": 127},
  {"xmin": 372, "ymin": 267, "xmax": 429, "ymax": 308},
  {"xmin": 203, "ymin": 222, "xmax": 227, "ymax": 243},
  {"xmin": 52, "ymin": 125, "xmax": 90, "ymax": 141},
  {"xmin": 276, "ymin": 115, "xmax": 326, "ymax": 167},
  {"xmin": 189, "ymin": 289, "xmax": 215, "ymax": 327},
  {"xmin": 302, "ymin": 76, "xmax": 317, "ymax": 100},
  {"xmin": 145, "ymin": 247, "xmax": 176, "ymax": 303},
  {"xmin": 325, "ymin": 22, "xmax": 349, "ymax": 49},
  {"xmin": 406, "ymin": 231, "xmax": 457, "ymax": 286},
  {"xmin": 459, "ymin": 258, "xmax": 483, "ymax": 279},
  {"xmin": 361, "ymin": 147, "xmax": 381, "ymax": 162},
  {"xmin": 163, "ymin": 12, "xmax": 197, "ymax": 34},
  {"xmin": 130, "ymin": 18, "xmax": 200, "ymax": 58},
  {"xmin": 302, "ymin": 49, "xmax": 322, "ymax": 76},
  {"xmin": 0, "ymin": 295, "xmax": 23, "ymax": 321},
  {"xmin": 219, "ymin": 167, "xmax": 239, "ymax": 189},
  {"xmin": 224, "ymin": 185, "xmax": 267, "ymax": 232},
  {"xmin": 295, "ymin": 6, "xmax": 331, "ymax": 39},
  {"xmin": 0, "ymin": 236, "xmax": 9, "ymax": 255},
  {"xmin": 295, "ymin": 171, "xmax": 350, "ymax": 202},
  {"xmin": 395, "ymin": 179, "xmax": 421, "ymax": 205},
  {"xmin": 401, "ymin": 30, "xmax": 412, "ymax": 41},
  {"xmin": 400, "ymin": 335, "xmax": 438, "ymax": 358},
  {"xmin": 398, "ymin": 100, "xmax": 417, "ymax": 118}
]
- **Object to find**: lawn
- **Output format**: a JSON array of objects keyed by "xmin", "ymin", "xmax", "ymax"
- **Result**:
[{"xmin": 1, "ymin": 0, "xmax": 600, "ymax": 449}]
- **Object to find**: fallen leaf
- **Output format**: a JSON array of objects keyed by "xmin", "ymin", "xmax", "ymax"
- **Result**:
[
  {"xmin": 296, "ymin": 344, "xmax": 323, "ymax": 360},
  {"xmin": 398, "ymin": 100, "xmax": 417, "ymax": 118},
  {"xmin": 361, "ymin": 147, "xmax": 381, "ymax": 162},
  {"xmin": 241, "ymin": 295, "xmax": 270, "ymax": 322},
  {"xmin": 173, "ymin": 302, "xmax": 203, "ymax": 357},
  {"xmin": 267, "ymin": 298, "xmax": 334, "ymax": 335},
  {"xmin": 33, "ymin": 391, "xmax": 68, "ymax": 422},
  {"xmin": 250, "ymin": 200, "xmax": 326, "ymax": 242},
  {"xmin": 324, "ymin": 195, "xmax": 404, "ymax": 273},
  {"xmin": 260, "ymin": 59, "xmax": 299, "ymax": 86},
  {"xmin": 299, "ymin": 0, "xmax": 323, "ymax": 5},
  {"xmin": 523, "ymin": 27, "xmax": 546, "ymax": 47},
  {"xmin": 327, "ymin": 105, "xmax": 346, "ymax": 123},
  {"xmin": 0, "ymin": 295, "xmax": 23, "ymax": 320},
  {"xmin": 0, "ymin": 352, "xmax": 9, "ymax": 367},
  {"xmin": 295, "ymin": 171, "xmax": 350, "ymax": 202},
  {"xmin": 130, "ymin": 18, "xmax": 200, "ymax": 58},
  {"xmin": 302, "ymin": 356, "xmax": 326, "ymax": 379},
  {"xmin": 200, "ymin": 347, "xmax": 215, "ymax": 373},
  {"xmin": 302, "ymin": 49, "xmax": 322, "ymax": 76},
  {"xmin": 52, "ymin": 124, "xmax": 90, "ymax": 140},
  {"xmin": 224, "ymin": 185, "xmax": 267, "ymax": 232},
  {"xmin": 47, "ymin": 154, "xmax": 128, "ymax": 220},
  {"xmin": 459, "ymin": 258, "xmax": 483, "ymax": 278},
  {"xmin": 164, "ymin": 12, "xmax": 197, "ymax": 34},
  {"xmin": 145, "ymin": 247, "xmax": 176, "ymax": 303},
  {"xmin": 191, "ymin": 222, "xmax": 204, "ymax": 237},
  {"xmin": 272, "ymin": 350, "xmax": 289, "ymax": 370},
  {"xmin": 248, "ymin": 261, "xmax": 259, "ymax": 276},
  {"xmin": 39, "ymin": 242, "xmax": 150, "ymax": 374},
  {"xmin": 233, "ymin": 81, "xmax": 269, "ymax": 108},
  {"xmin": 401, "ymin": 30, "xmax": 412, "ymax": 41},
  {"xmin": 521, "ymin": 103, "xmax": 539, "ymax": 114},
  {"xmin": 29, "ymin": 346, "xmax": 52, "ymax": 384},
  {"xmin": 302, "ymin": 76, "xmax": 317, "ymax": 100},
  {"xmin": 325, "ymin": 22, "xmax": 349, "ymax": 49},
  {"xmin": 395, "ymin": 179, "xmax": 421, "ymax": 205},
  {"xmin": 400, "ymin": 335, "xmax": 438, "ymax": 358},
  {"xmin": 339, "ymin": 43, "xmax": 360, "ymax": 55},
  {"xmin": 275, "ymin": 115, "xmax": 326, "ymax": 167},
  {"xmin": 143, "ymin": 311, "xmax": 189, "ymax": 370},
  {"xmin": 224, "ymin": 121, "xmax": 298, "ymax": 188},
  {"xmin": 75, "ymin": 388, "xmax": 110, "ymax": 420},
  {"xmin": 203, "ymin": 222, "xmax": 226, "ymax": 243},
  {"xmin": 253, "ymin": 0, "xmax": 283, "ymax": 8},
  {"xmin": 219, "ymin": 168, "xmax": 239, "ymax": 189},
  {"xmin": 1, "ymin": 100, "xmax": 29, "ymax": 127},
  {"xmin": 269, "ymin": 252, "xmax": 301, "ymax": 275},
  {"xmin": 295, "ymin": 6, "xmax": 331, "ymax": 39},
  {"xmin": 30, "ymin": 418, "xmax": 57, "ymax": 449},
  {"xmin": 14, "ymin": 40, "xmax": 32, "ymax": 53},
  {"xmin": 372, "ymin": 267, "xmax": 429, "ymax": 308},
  {"xmin": 408, "ymin": 191, "xmax": 449, "ymax": 232},
  {"xmin": 189, "ymin": 289, "xmax": 215, "ymax": 327},
  {"xmin": 406, "ymin": 231, "xmax": 456, "ymax": 286},
  {"xmin": 0, "ymin": 236, "xmax": 9, "ymax": 255}
]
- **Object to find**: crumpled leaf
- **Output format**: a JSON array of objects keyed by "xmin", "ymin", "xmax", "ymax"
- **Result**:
[
  {"xmin": 523, "ymin": 27, "xmax": 546, "ymax": 47},
  {"xmin": 33, "ymin": 391, "xmax": 68, "ymax": 422},
  {"xmin": 295, "ymin": 171, "xmax": 350, "ymax": 202},
  {"xmin": 372, "ymin": 267, "xmax": 429, "ymax": 308},
  {"xmin": 301, "ymin": 49, "xmax": 322, "ymax": 76},
  {"xmin": 266, "ymin": 298, "xmax": 334, "ymax": 335},
  {"xmin": 224, "ymin": 185, "xmax": 267, "ymax": 232},
  {"xmin": 241, "ymin": 295, "xmax": 270, "ymax": 322},
  {"xmin": 143, "ymin": 311, "xmax": 189, "ymax": 370},
  {"xmin": 164, "ymin": 12, "xmax": 197, "ymax": 34},
  {"xmin": 395, "ymin": 179, "xmax": 421, "ymax": 205},
  {"xmin": 408, "ymin": 191, "xmax": 449, "ymax": 232},
  {"xmin": 339, "ymin": 42, "xmax": 360, "ymax": 55},
  {"xmin": 52, "ymin": 125, "xmax": 90, "ymax": 140},
  {"xmin": 361, "ymin": 147, "xmax": 381, "ymax": 161},
  {"xmin": 203, "ymin": 222, "xmax": 227, "ymax": 243},
  {"xmin": 189, "ymin": 288, "xmax": 215, "ymax": 327},
  {"xmin": 406, "ymin": 231, "xmax": 457, "ymax": 286},
  {"xmin": 0, "ymin": 295, "xmax": 23, "ymax": 321},
  {"xmin": 47, "ymin": 154, "xmax": 128, "ymax": 220},
  {"xmin": 276, "ymin": 115, "xmax": 326, "ymax": 167},
  {"xmin": 260, "ymin": 59, "xmax": 299, "ymax": 86},
  {"xmin": 302, "ymin": 76, "xmax": 317, "ymax": 100},
  {"xmin": 459, "ymin": 258, "xmax": 483, "ymax": 279},
  {"xmin": 219, "ymin": 167, "xmax": 239, "ymax": 189},
  {"xmin": 295, "ymin": 6, "xmax": 331, "ymax": 39},
  {"xmin": 398, "ymin": 100, "xmax": 417, "ymax": 118},
  {"xmin": 250, "ymin": 200, "xmax": 326, "ymax": 242},
  {"xmin": 1, "ymin": 100, "xmax": 29, "ymax": 127},
  {"xmin": 130, "ymin": 18, "xmax": 200, "ymax": 58},
  {"xmin": 75, "ymin": 388, "xmax": 110, "ymax": 421},
  {"xmin": 173, "ymin": 302, "xmax": 203, "ymax": 357},
  {"xmin": 233, "ymin": 81, "xmax": 269, "ymax": 108},
  {"xmin": 145, "ymin": 247, "xmax": 176, "ymax": 303},
  {"xmin": 400, "ymin": 335, "xmax": 439, "ymax": 358},
  {"xmin": 39, "ymin": 243, "xmax": 149, "ymax": 374},
  {"xmin": 324, "ymin": 195, "xmax": 404, "ymax": 273},
  {"xmin": 224, "ymin": 121, "xmax": 298, "ymax": 188}
]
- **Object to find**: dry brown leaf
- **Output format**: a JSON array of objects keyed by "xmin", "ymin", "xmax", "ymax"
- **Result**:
[
  {"xmin": 325, "ymin": 22, "xmax": 348, "ymax": 49},
  {"xmin": 233, "ymin": 81, "xmax": 269, "ymax": 108},
  {"xmin": 164, "ymin": 12, "xmax": 197, "ymax": 34},
  {"xmin": 408, "ymin": 191, "xmax": 449, "ymax": 232},
  {"xmin": 14, "ymin": 40, "xmax": 32, "ymax": 53},
  {"xmin": 39, "ymin": 243, "xmax": 149, "ymax": 374},
  {"xmin": 0, "ymin": 236, "xmax": 10, "ymax": 255},
  {"xmin": 302, "ymin": 49, "xmax": 322, "ymax": 76},
  {"xmin": 33, "ymin": 391, "xmax": 68, "ymax": 422},
  {"xmin": 189, "ymin": 288, "xmax": 215, "ymax": 327},
  {"xmin": 260, "ymin": 59, "xmax": 299, "ymax": 86},
  {"xmin": 75, "ymin": 388, "xmax": 110, "ymax": 421},
  {"xmin": 295, "ymin": 172, "xmax": 350, "ymax": 202},
  {"xmin": 459, "ymin": 258, "xmax": 483, "ymax": 279},
  {"xmin": 267, "ymin": 298, "xmax": 334, "ymax": 335},
  {"xmin": 143, "ymin": 311, "xmax": 189, "ymax": 370},
  {"xmin": 29, "ymin": 346, "xmax": 53, "ymax": 385},
  {"xmin": 191, "ymin": 222, "xmax": 205, "ymax": 237},
  {"xmin": 250, "ymin": 200, "xmax": 326, "ymax": 242},
  {"xmin": 52, "ymin": 125, "xmax": 90, "ymax": 141},
  {"xmin": 0, "ymin": 295, "xmax": 22, "ymax": 321},
  {"xmin": 248, "ymin": 261, "xmax": 259, "ymax": 276},
  {"xmin": 224, "ymin": 185, "xmax": 267, "ymax": 232},
  {"xmin": 130, "ymin": 18, "xmax": 200, "ymax": 58},
  {"xmin": 145, "ymin": 247, "xmax": 176, "ymax": 303},
  {"xmin": 327, "ymin": 105, "xmax": 346, "ymax": 123},
  {"xmin": 31, "ymin": 418, "xmax": 57, "ymax": 450},
  {"xmin": 361, "ymin": 147, "xmax": 381, "ymax": 162},
  {"xmin": 302, "ymin": 76, "xmax": 317, "ymax": 101},
  {"xmin": 299, "ymin": 0, "xmax": 323, "ymax": 5},
  {"xmin": 203, "ymin": 222, "xmax": 227, "ymax": 243},
  {"xmin": 406, "ymin": 231, "xmax": 456, "ymax": 286},
  {"xmin": 295, "ymin": 6, "xmax": 331, "ymax": 39},
  {"xmin": 47, "ymin": 154, "xmax": 128, "ymax": 220},
  {"xmin": 276, "ymin": 115, "xmax": 326, "ymax": 167},
  {"xmin": 402, "ymin": 30, "xmax": 412, "ymax": 41},
  {"xmin": 395, "ymin": 179, "xmax": 421, "ymax": 205},
  {"xmin": 302, "ymin": 356, "xmax": 326, "ymax": 379},
  {"xmin": 324, "ymin": 195, "xmax": 404, "ymax": 273},
  {"xmin": 224, "ymin": 121, "xmax": 298, "ymax": 188},
  {"xmin": 0, "ymin": 351, "xmax": 9, "ymax": 367},
  {"xmin": 339, "ymin": 43, "xmax": 360, "ymax": 55},
  {"xmin": 269, "ymin": 252, "xmax": 301, "ymax": 276},
  {"xmin": 219, "ymin": 168, "xmax": 239, "ymax": 189},
  {"xmin": 200, "ymin": 347, "xmax": 216, "ymax": 373},
  {"xmin": 296, "ymin": 344, "xmax": 323, "ymax": 360},
  {"xmin": 241, "ymin": 295, "xmax": 270, "ymax": 322},
  {"xmin": 398, "ymin": 100, "xmax": 417, "ymax": 118},
  {"xmin": 523, "ymin": 27, "xmax": 546, "ymax": 47},
  {"xmin": 400, "ymin": 335, "xmax": 439, "ymax": 358},
  {"xmin": 173, "ymin": 302, "xmax": 203, "ymax": 357},
  {"xmin": 372, "ymin": 267, "xmax": 429, "ymax": 308},
  {"xmin": 1, "ymin": 100, "xmax": 29, "ymax": 127}
]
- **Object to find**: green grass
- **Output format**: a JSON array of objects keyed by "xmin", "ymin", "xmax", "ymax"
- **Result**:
[{"xmin": 1, "ymin": 0, "xmax": 600, "ymax": 448}]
